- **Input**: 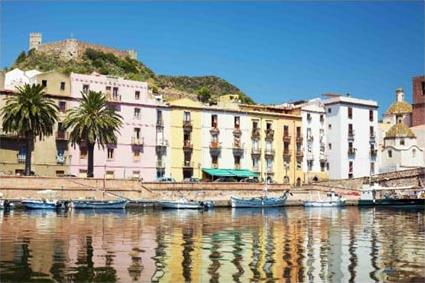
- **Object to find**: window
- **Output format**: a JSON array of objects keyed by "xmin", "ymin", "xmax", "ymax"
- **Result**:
[
  {"xmin": 388, "ymin": 150, "xmax": 392, "ymax": 158},
  {"xmin": 421, "ymin": 81, "xmax": 425, "ymax": 95},
  {"xmin": 234, "ymin": 116, "xmax": 240, "ymax": 128},
  {"xmin": 284, "ymin": 142, "xmax": 289, "ymax": 153},
  {"xmin": 157, "ymin": 110, "xmax": 163, "ymax": 125},
  {"xmin": 412, "ymin": 149, "xmax": 416, "ymax": 158},
  {"xmin": 326, "ymin": 162, "xmax": 330, "ymax": 171},
  {"xmin": 60, "ymin": 82, "xmax": 65, "ymax": 90},
  {"xmin": 184, "ymin": 111, "xmax": 191, "ymax": 121},
  {"xmin": 328, "ymin": 108, "xmax": 332, "ymax": 113},
  {"xmin": 105, "ymin": 171, "xmax": 114, "ymax": 179},
  {"xmin": 328, "ymin": 124, "xmax": 332, "ymax": 129},
  {"xmin": 80, "ymin": 146, "xmax": 87, "ymax": 159},
  {"xmin": 307, "ymin": 113, "xmax": 312, "ymax": 121},
  {"xmin": 234, "ymin": 156, "xmax": 241, "ymax": 168},
  {"xmin": 369, "ymin": 110, "xmax": 374, "ymax": 122},
  {"xmin": 296, "ymin": 160, "xmax": 302, "ymax": 170},
  {"xmin": 42, "ymin": 80, "xmax": 47, "ymax": 87},
  {"xmin": 82, "ymin": 84, "xmax": 89, "ymax": 92},
  {"xmin": 320, "ymin": 114, "xmax": 324, "ymax": 122},
  {"xmin": 59, "ymin": 101, "xmax": 66, "ymax": 112},
  {"xmin": 328, "ymin": 143, "xmax": 332, "ymax": 150},
  {"xmin": 133, "ymin": 128, "xmax": 141, "ymax": 139},
  {"xmin": 370, "ymin": 162, "xmax": 375, "ymax": 175},
  {"xmin": 253, "ymin": 120, "xmax": 258, "ymax": 130},
  {"xmin": 370, "ymin": 126, "xmax": 374, "ymax": 137},
  {"xmin": 320, "ymin": 162, "xmax": 325, "ymax": 172},
  {"xmin": 135, "ymin": 91, "xmax": 140, "ymax": 100},
  {"xmin": 348, "ymin": 107, "xmax": 352, "ymax": 119},
  {"xmin": 307, "ymin": 160, "xmax": 313, "ymax": 171},
  {"xmin": 283, "ymin": 125, "xmax": 289, "ymax": 136},
  {"xmin": 252, "ymin": 158, "xmax": 259, "ymax": 171},
  {"xmin": 132, "ymin": 171, "xmax": 140, "ymax": 179},
  {"xmin": 134, "ymin": 108, "xmax": 141, "ymax": 119},
  {"xmin": 400, "ymin": 139, "xmax": 405, "ymax": 146},
  {"xmin": 348, "ymin": 161, "xmax": 353, "ymax": 178},
  {"xmin": 107, "ymin": 148, "xmax": 114, "ymax": 160},
  {"xmin": 56, "ymin": 170, "xmax": 65, "ymax": 177},
  {"xmin": 79, "ymin": 169, "xmax": 87, "ymax": 178},
  {"xmin": 106, "ymin": 86, "xmax": 111, "ymax": 93},
  {"xmin": 296, "ymin": 127, "xmax": 301, "ymax": 137},
  {"xmin": 133, "ymin": 149, "xmax": 140, "ymax": 161},
  {"xmin": 266, "ymin": 122, "xmax": 272, "ymax": 130},
  {"xmin": 212, "ymin": 156, "xmax": 218, "ymax": 168},
  {"xmin": 211, "ymin": 114, "xmax": 218, "ymax": 128}
]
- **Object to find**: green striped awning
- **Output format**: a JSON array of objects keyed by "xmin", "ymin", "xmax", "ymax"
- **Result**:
[{"xmin": 202, "ymin": 168, "xmax": 258, "ymax": 178}]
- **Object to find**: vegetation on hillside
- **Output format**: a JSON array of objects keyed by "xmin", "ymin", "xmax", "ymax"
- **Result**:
[{"xmin": 12, "ymin": 48, "xmax": 255, "ymax": 104}]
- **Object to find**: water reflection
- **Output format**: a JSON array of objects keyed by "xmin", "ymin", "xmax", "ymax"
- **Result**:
[{"xmin": 0, "ymin": 207, "xmax": 424, "ymax": 282}]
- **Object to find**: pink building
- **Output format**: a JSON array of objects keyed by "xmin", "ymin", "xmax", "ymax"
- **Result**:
[{"xmin": 68, "ymin": 72, "xmax": 169, "ymax": 181}]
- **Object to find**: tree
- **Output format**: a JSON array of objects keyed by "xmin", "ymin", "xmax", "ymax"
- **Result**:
[
  {"xmin": 1, "ymin": 84, "xmax": 58, "ymax": 176},
  {"xmin": 63, "ymin": 91, "xmax": 123, "ymax": 178},
  {"xmin": 15, "ymin": 51, "xmax": 27, "ymax": 64},
  {"xmin": 197, "ymin": 86, "xmax": 211, "ymax": 103}
]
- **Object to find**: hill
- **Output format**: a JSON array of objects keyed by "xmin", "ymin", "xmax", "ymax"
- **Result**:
[{"xmin": 12, "ymin": 48, "xmax": 254, "ymax": 104}]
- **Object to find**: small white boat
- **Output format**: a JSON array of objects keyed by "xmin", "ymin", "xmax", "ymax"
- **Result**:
[
  {"xmin": 21, "ymin": 190, "xmax": 69, "ymax": 210},
  {"xmin": 304, "ymin": 191, "xmax": 346, "ymax": 207},
  {"xmin": 159, "ymin": 199, "xmax": 214, "ymax": 209},
  {"xmin": 71, "ymin": 199, "xmax": 128, "ymax": 209},
  {"xmin": 230, "ymin": 192, "xmax": 290, "ymax": 208}
]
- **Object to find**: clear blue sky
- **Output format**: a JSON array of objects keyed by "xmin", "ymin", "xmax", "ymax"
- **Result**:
[{"xmin": 1, "ymin": 1, "xmax": 424, "ymax": 116}]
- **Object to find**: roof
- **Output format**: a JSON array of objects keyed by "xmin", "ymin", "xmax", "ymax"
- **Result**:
[
  {"xmin": 202, "ymin": 168, "xmax": 258, "ymax": 178},
  {"xmin": 385, "ymin": 123, "xmax": 416, "ymax": 139},
  {"xmin": 386, "ymin": 101, "xmax": 412, "ymax": 115},
  {"xmin": 322, "ymin": 95, "xmax": 378, "ymax": 108}
]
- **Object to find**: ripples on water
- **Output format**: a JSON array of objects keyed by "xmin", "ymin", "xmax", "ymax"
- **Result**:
[{"xmin": 0, "ymin": 207, "xmax": 424, "ymax": 283}]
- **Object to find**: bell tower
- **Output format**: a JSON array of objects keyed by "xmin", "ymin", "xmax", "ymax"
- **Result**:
[{"xmin": 29, "ymin": 32, "xmax": 42, "ymax": 50}]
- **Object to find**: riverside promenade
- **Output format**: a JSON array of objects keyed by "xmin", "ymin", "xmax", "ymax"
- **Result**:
[{"xmin": 0, "ymin": 168, "xmax": 423, "ymax": 207}]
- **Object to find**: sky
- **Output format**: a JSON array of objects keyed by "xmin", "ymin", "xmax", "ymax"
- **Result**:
[{"xmin": 1, "ymin": 1, "xmax": 424, "ymax": 116}]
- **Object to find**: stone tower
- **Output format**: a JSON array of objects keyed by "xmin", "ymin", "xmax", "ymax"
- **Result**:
[
  {"xmin": 29, "ymin": 32, "xmax": 42, "ymax": 50},
  {"xmin": 127, "ymin": 49, "xmax": 138, "ymax": 60}
]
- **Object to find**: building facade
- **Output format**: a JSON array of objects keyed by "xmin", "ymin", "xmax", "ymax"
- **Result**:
[
  {"xmin": 68, "ymin": 72, "xmax": 168, "ymax": 180},
  {"xmin": 323, "ymin": 95, "xmax": 378, "ymax": 179},
  {"xmin": 412, "ymin": 76, "xmax": 425, "ymax": 127}
]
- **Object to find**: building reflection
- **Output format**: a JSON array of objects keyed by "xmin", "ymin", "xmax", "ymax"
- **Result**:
[{"xmin": 0, "ymin": 207, "xmax": 424, "ymax": 282}]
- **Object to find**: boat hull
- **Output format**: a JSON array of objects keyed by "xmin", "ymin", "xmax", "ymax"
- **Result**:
[
  {"xmin": 230, "ymin": 195, "xmax": 288, "ymax": 208},
  {"xmin": 159, "ymin": 201, "xmax": 213, "ymax": 209},
  {"xmin": 22, "ymin": 200, "xmax": 60, "ymax": 209},
  {"xmin": 304, "ymin": 200, "xmax": 346, "ymax": 207},
  {"xmin": 72, "ymin": 199, "xmax": 128, "ymax": 209},
  {"xmin": 358, "ymin": 198, "xmax": 425, "ymax": 206}
]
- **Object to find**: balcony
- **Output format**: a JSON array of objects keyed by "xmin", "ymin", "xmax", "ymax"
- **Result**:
[
  {"xmin": 156, "ymin": 119, "xmax": 164, "ymax": 128},
  {"xmin": 264, "ymin": 148, "xmax": 275, "ymax": 157},
  {"xmin": 307, "ymin": 136, "xmax": 314, "ymax": 143},
  {"xmin": 251, "ymin": 147, "xmax": 261, "ymax": 156},
  {"xmin": 251, "ymin": 128, "xmax": 260, "ymax": 139},
  {"xmin": 210, "ymin": 127, "xmax": 220, "ymax": 135},
  {"xmin": 106, "ymin": 93, "xmax": 122, "ymax": 102},
  {"xmin": 296, "ymin": 150, "xmax": 304, "ymax": 159},
  {"xmin": 56, "ymin": 131, "xmax": 69, "ymax": 141},
  {"xmin": 348, "ymin": 131, "xmax": 355, "ymax": 141},
  {"xmin": 283, "ymin": 150, "xmax": 291, "ymax": 159},
  {"xmin": 156, "ymin": 160, "xmax": 165, "ymax": 169},
  {"xmin": 56, "ymin": 155, "xmax": 66, "ymax": 164},
  {"xmin": 370, "ymin": 149, "xmax": 378, "ymax": 157},
  {"xmin": 348, "ymin": 148, "xmax": 356, "ymax": 156},
  {"xmin": 296, "ymin": 136, "xmax": 303, "ymax": 143},
  {"xmin": 183, "ymin": 140, "xmax": 193, "ymax": 152},
  {"xmin": 17, "ymin": 154, "xmax": 26, "ymax": 163},
  {"xmin": 233, "ymin": 128, "xmax": 242, "ymax": 137},
  {"xmin": 183, "ymin": 160, "xmax": 194, "ymax": 168},
  {"xmin": 265, "ymin": 129, "xmax": 274, "ymax": 141},
  {"xmin": 319, "ymin": 153, "xmax": 327, "ymax": 161},
  {"xmin": 183, "ymin": 120, "xmax": 192, "ymax": 132},
  {"xmin": 232, "ymin": 143, "xmax": 244, "ymax": 156},
  {"xmin": 370, "ymin": 132, "xmax": 376, "ymax": 143},
  {"xmin": 156, "ymin": 140, "xmax": 168, "ymax": 154},
  {"xmin": 131, "ymin": 136, "xmax": 144, "ymax": 146},
  {"xmin": 283, "ymin": 135, "xmax": 291, "ymax": 142},
  {"xmin": 209, "ymin": 141, "xmax": 221, "ymax": 156}
]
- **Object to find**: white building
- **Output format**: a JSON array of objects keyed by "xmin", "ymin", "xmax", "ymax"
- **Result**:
[
  {"xmin": 4, "ymin": 68, "xmax": 41, "ymax": 90},
  {"xmin": 297, "ymin": 99, "xmax": 328, "ymax": 182},
  {"xmin": 200, "ymin": 103, "xmax": 250, "ymax": 171},
  {"xmin": 323, "ymin": 94, "xmax": 378, "ymax": 179}
]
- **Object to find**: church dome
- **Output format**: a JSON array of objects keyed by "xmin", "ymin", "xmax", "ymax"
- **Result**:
[
  {"xmin": 385, "ymin": 123, "xmax": 416, "ymax": 139},
  {"xmin": 386, "ymin": 88, "xmax": 412, "ymax": 115}
]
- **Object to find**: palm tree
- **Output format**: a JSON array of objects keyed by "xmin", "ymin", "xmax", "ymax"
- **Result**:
[
  {"xmin": 63, "ymin": 91, "xmax": 123, "ymax": 178},
  {"xmin": 1, "ymin": 84, "xmax": 58, "ymax": 176}
]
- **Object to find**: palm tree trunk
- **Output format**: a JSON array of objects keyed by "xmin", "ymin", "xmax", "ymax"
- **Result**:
[
  {"xmin": 24, "ymin": 137, "xmax": 32, "ymax": 176},
  {"xmin": 87, "ymin": 143, "xmax": 95, "ymax": 178}
]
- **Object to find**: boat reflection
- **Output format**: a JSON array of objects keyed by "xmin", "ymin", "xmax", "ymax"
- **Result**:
[{"xmin": 0, "ymin": 207, "xmax": 423, "ymax": 282}]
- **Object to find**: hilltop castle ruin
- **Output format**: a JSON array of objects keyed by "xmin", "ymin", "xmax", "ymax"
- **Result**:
[{"xmin": 29, "ymin": 32, "xmax": 137, "ymax": 61}]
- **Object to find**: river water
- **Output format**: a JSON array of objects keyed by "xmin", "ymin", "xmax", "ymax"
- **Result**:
[{"xmin": 0, "ymin": 207, "xmax": 424, "ymax": 283}]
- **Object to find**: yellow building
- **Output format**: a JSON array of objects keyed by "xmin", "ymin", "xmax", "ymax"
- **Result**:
[
  {"xmin": 0, "ymin": 70, "xmax": 73, "ymax": 176},
  {"xmin": 168, "ymin": 98, "xmax": 204, "ymax": 181}
]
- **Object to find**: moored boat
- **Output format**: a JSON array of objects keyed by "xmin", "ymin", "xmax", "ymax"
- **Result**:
[
  {"xmin": 159, "ymin": 199, "xmax": 214, "ymax": 209},
  {"xmin": 230, "ymin": 191, "xmax": 291, "ymax": 208},
  {"xmin": 304, "ymin": 191, "xmax": 346, "ymax": 207},
  {"xmin": 21, "ymin": 199, "xmax": 66, "ymax": 209},
  {"xmin": 359, "ymin": 184, "xmax": 425, "ymax": 206},
  {"xmin": 71, "ymin": 199, "xmax": 129, "ymax": 209}
]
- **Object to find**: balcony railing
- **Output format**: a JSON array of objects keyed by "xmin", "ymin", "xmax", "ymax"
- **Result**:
[
  {"xmin": 307, "ymin": 136, "xmax": 314, "ymax": 143},
  {"xmin": 283, "ymin": 150, "xmax": 291, "ymax": 159},
  {"xmin": 265, "ymin": 129, "xmax": 274, "ymax": 140},
  {"xmin": 251, "ymin": 128, "xmax": 260, "ymax": 139},
  {"xmin": 0, "ymin": 129, "xmax": 23, "ymax": 139},
  {"xmin": 156, "ymin": 161, "xmax": 165, "ymax": 169},
  {"xmin": 233, "ymin": 128, "xmax": 242, "ymax": 137},
  {"xmin": 370, "ymin": 149, "xmax": 378, "ymax": 156},
  {"xmin": 156, "ymin": 140, "xmax": 168, "ymax": 154},
  {"xmin": 348, "ymin": 148, "xmax": 356, "ymax": 155},
  {"xmin": 348, "ymin": 131, "xmax": 355, "ymax": 141},
  {"xmin": 210, "ymin": 127, "xmax": 220, "ymax": 135},
  {"xmin": 209, "ymin": 141, "xmax": 221, "ymax": 156},
  {"xmin": 183, "ymin": 141, "xmax": 193, "ymax": 151},
  {"xmin": 319, "ymin": 153, "xmax": 327, "ymax": 161},
  {"xmin": 131, "ymin": 136, "xmax": 144, "ymax": 145},
  {"xmin": 296, "ymin": 150, "xmax": 304, "ymax": 158},
  {"xmin": 264, "ymin": 148, "xmax": 275, "ymax": 156},
  {"xmin": 156, "ymin": 119, "xmax": 164, "ymax": 128},
  {"xmin": 296, "ymin": 136, "xmax": 303, "ymax": 143},
  {"xmin": 266, "ymin": 167, "xmax": 274, "ymax": 174},
  {"xmin": 55, "ymin": 131, "xmax": 69, "ymax": 140},
  {"xmin": 106, "ymin": 94, "xmax": 122, "ymax": 102},
  {"xmin": 283, "ymin": 135, "xmax": 291, "ymax": 142},
  {"xmin": 233, "ymin": 143, "xmax": 244, "ymax": 156},
  {"xmin": 183, "ymin": 120, "xmax": 192, "ymax": 131}
]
